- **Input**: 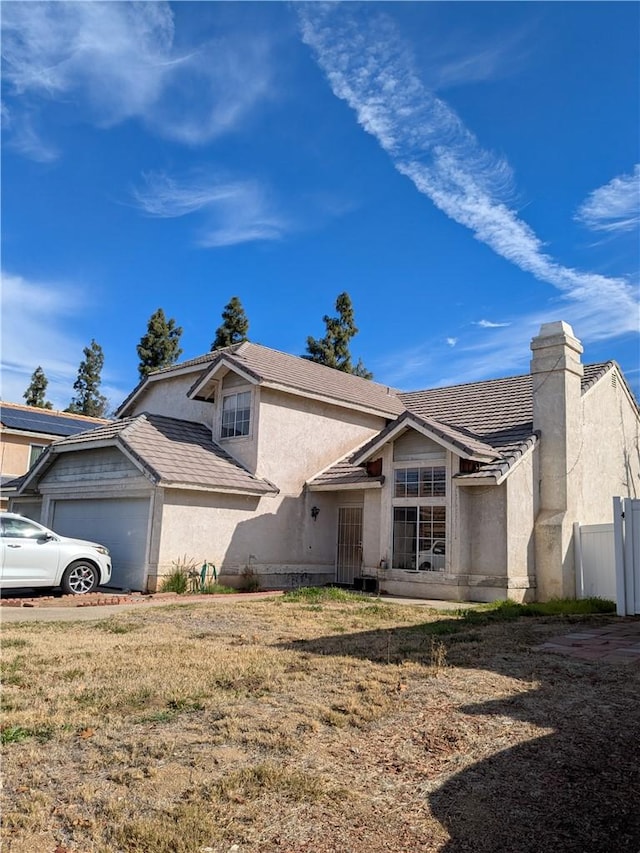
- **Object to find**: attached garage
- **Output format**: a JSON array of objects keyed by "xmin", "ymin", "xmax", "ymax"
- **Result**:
[
  {"xmin": 52, "ymin": 498, "xmax": 151, "ymax": 591},
  {"xmin": 12, "ymin": 412, "xmax": 278, "ymax": 592}
]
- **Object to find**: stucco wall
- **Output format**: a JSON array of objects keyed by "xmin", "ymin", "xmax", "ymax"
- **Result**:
[
  {"xmin": 464, "ymin": 483, "xmax": 507, "ymax": 575},
  {"xmin": 504, "ymin": 450, "xmax": 538, "ymax": 593},
  {"xmin": 0, "ymin": 432, "xmax": 53, "ymax": 477},
  {"xmin": 579, "ymin": 371, "xmax": 640, "ymax": 523},
  {"xmin": 255, "ymin": 388, "xmax": 386, "ymax": 492},
  {"xmin": 127, "ymin": 373, "xmax": 214, "ymax": 425},
  {"xmin": 155, "ymin": 488, "xmax": 337, "ymax": 588}
]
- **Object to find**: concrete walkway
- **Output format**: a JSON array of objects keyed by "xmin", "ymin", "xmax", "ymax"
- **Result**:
[{"xmin": 536, "ymin": 620, "xmax": 640, "ymax": 666}]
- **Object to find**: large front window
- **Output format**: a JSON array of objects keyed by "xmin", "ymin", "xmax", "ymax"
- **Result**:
[
  {"xmin": 393, "ymin": 506, "xmax": 446, "ymax": 571},
  {"xmin": 392, "ymin": 464, "xmax": 447, "ymax": 571},
  {"xmin": 221, "ymin": 391, "xmax": 251, "ymax": 438}
]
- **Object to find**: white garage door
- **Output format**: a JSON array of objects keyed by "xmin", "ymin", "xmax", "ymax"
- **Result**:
[{"xmin": 52, "ymin": 498, "xmax": 150, "ymax": 591}]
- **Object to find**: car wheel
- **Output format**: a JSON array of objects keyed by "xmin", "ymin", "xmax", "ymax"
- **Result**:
[
  {"xmin": 419, "ymin": 561, "xmax": 431, "ymax": 571},
  {"xmin": 61, "ymin": 561, "xmax": 98, "ymax": 595}
]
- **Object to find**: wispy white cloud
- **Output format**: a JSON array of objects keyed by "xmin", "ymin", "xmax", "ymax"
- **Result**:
[
  {"xmin": 298, "ymin": 6, "xmax": 639, "ymax": 348},
  {"xmin": 2, "ymin": 106, "xmax": 59, "ymax": 162},
  {"xmin": 416, "ymin": 22, "xmax": 532, "ymax": 91},
  {"xmin": 475, "ymin": 319, "xmax": 511, "ymax": 329},
  {"xmin": 575, "ymin": 165, "xmax": 640, "ymax": 233},
  {"xmin": 446, "ymin": 337, "xmax": 457, "ymax": 347},
  {"xmin": 1, "ymin": 1, "xmax": 275, "ymax": 153},
  {"xmin": 0, "ymin": 271, "xmax": 125, "ymax": 410},
  {"xmin": 132, "ymin": 171, "xmax": 289, "ymax": 248}
]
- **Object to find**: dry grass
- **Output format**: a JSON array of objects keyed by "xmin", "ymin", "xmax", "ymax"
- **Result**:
[{"xmin": 1, "ymin": 595, "xmax": 639, "ymax": 853}]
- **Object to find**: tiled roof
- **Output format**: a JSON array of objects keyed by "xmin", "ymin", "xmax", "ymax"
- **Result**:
[
  {"xmin": 120, "ymin": 342, "xmax": 405, "ymax": 419},
  {"xmin": 309, "ymin": 456, "xmax": 383, "ymax": 489},
  {"xmin": 34, "ymin": 414, "xmax": 278, "ymax": 495},
  {"xmin": 308, "ymin": 362, "xmax": 614, "ymax": 487},
  {"xmin": 399, "ymin": 362, "xmax": 612, "ymax": 451}
]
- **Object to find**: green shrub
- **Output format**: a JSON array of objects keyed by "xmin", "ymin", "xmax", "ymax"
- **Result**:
[{"xmin": 282, "ymin": 586, "xmax": 369, "ymax": 604}]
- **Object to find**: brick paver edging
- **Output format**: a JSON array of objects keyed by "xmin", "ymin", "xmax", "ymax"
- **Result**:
[{"xmin": 0, "ymin": 590, "xmax": 284, "ymax": 609}]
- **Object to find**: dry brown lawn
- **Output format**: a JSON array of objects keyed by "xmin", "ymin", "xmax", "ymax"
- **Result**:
[{"xmin": 1, "ymin": 593, "xmax": 639, "ymax": 853}]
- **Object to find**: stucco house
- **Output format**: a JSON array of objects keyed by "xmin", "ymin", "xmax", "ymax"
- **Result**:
[
  {"xmin": 10, "ymin": 321, "xmax": 640, "ymax": 601},
  {"xmin": 0, "ymin": 403, "xmax": 109, "ymax": 511}
]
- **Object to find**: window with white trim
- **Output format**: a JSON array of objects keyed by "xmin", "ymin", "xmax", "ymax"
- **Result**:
[
  {"xmin": 29, "ymin": 444, "xmax": 46, "ymax": 467},
  {"xmin": 221, "ymin": 391, "xmax": 251, "ymax": 438},
  {"xmin": 392, "ymin": 464, "xmax": 447, "ymax": 571}
]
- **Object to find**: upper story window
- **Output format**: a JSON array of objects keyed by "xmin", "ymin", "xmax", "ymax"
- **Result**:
[
  {"xmin": 29, "ymin": 444, "xmax": 46, "ymax": 467},
  {"xmin": 394, "ymin": 465, "xmax": 446, "ymax": 498},
  {"xmin": 221, "ymin": 391, "xmax": 251, "ymax": 438}
]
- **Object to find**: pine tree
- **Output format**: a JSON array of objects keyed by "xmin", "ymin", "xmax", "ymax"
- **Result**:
[
  {"xmin": 137, "ymin": 308, "xmax": 183, "ymax": 379},
  {"xmin": 211, "ymin": 296, "xmax": 249, "ymax": 350},
  {"xmin": 303, "ymin": 292, "xmax": 373, "ymax": 378},
  {"xmin": 66, "ymin": 339, "xmax": 108, "ymax": 417},
  {"xmin": 23, "ymin": 366, "xmax": 53, "ymax": 409}
]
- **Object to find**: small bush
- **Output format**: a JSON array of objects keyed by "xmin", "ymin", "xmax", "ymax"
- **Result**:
[{"xmin": 160, "ymin": 567, "xmax": 190, "ymax": 594}]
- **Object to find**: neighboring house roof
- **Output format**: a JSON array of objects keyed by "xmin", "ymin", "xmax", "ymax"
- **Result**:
[
  {"xmin": 0, "ymin": 402, "xmax": 109, "ymax": 438},
  {"xmin": 308, "ymin": 361, "xmax": 615, "ymax": 488},
  {"xmin": 19, "ymin": 413, "xmax": 278, "ymax": 497},
  {"xmin": 118, "ymin": 342, "xmax": 405, "ymax": 419}
]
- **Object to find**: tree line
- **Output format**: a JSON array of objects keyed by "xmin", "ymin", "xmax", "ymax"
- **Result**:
[{"xmin": 22, "ymin": 292, "xmax": 372, "ymax": 417}]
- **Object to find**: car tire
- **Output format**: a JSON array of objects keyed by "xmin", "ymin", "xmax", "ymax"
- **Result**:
[
  {"xmin": 61, "ymin": 561, "xmax": 99, "ymax": 595},
  {"xmin": 419, "ymin": 561, "xmax": 431, "ymax": 571}
]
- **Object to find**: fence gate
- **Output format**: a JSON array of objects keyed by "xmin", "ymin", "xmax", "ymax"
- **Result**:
[
  {"xmin": 614, "ymin": 497, "xmax": 640, "ymax": 616},
  {"xmin": 574, "ymin": 522, "xmax": 615, "ymax": 601},
  {"xmin": 336, "ymin": 506, "xmax": 363, "ymax": 585}
]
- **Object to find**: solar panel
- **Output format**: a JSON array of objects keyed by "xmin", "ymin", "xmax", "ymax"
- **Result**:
[{"xmin": 0, "ymin": 407, "xmax": 104, "ymax": 437}]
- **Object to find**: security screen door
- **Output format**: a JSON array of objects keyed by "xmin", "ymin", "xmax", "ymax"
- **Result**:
[{"xmin": 336, "ymin": 506, "xmax": 363, "ymax": 585}]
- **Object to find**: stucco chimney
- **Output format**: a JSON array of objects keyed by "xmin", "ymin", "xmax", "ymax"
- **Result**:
[{"xmin": 530, "ymin": 321, "xmax": 583, "ymax": 599}]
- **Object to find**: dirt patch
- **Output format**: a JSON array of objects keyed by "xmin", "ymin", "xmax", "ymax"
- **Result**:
[{"xmin": 1, "ymin": 599, "xmax": 639, "ymax": 852}]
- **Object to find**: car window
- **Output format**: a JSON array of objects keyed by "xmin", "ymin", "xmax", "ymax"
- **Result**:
[{"xmin": 0, "ymin": 517, "xmax": 46, "ymax": 539}]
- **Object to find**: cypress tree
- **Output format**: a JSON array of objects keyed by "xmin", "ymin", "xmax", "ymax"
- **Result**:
[
  {"xmin": 23, "ymin": 366, "xmax": 53, "ymax": 409},
  {"xmin": 304, "ymin": 292, "xmax": 372, "ymax": 378},
  {"xmin": 137, "ymin": 308, "xmax": 183, "ymax": 379},
  {"xmin": 66, "ymin": 339, "xmax": 108, "ymax": 417},
  {"xmin": 211, "ymin": 296, "xmax": 249, "ymax": 350}
]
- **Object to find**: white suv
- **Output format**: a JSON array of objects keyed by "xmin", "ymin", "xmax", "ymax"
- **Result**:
[{"xmin": 0, "ymin": 513, "xmax": 112, "ymax": 595}]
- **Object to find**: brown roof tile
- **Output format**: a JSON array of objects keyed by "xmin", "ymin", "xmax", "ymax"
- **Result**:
[
  {"xmin": 46, "ymin": 414, "xmax": 278, "ymax": 495},
  {"xmin": 309, "ymin": 362, "xmax": 614, "ymax": 487},
  {"xmin": 120, "ymin": 342, "xmax": 405, "ymax": 419}
]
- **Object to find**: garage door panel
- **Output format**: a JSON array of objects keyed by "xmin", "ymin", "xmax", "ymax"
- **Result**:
[{"xmin": 52, "ymin": 499, "xmax": 149, "ymax": 591}]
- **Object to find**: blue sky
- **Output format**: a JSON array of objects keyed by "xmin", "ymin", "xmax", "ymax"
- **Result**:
[{"xmin": 2, "ymin": 1, "xmax": 639, "ymax": 412}]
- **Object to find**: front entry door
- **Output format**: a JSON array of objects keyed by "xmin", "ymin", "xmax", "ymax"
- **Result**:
[{"xmin": 336, "ymin": 506, "xmax": 363, "ymax": 585}]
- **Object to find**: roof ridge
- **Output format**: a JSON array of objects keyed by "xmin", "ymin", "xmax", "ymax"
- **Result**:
[{"xmin": 399, "ymin": 361, "xmax": 612, "ymax": 398}]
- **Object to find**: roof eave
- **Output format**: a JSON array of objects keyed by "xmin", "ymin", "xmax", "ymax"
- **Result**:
[
  {"xmin": 307, "ymin": 480, "xmax": 384, "ymax": 492},
  {"xmin": 161, "ymin": 481, "xmax": 278, "ymax": 496},
  {"xmin": 353, "ymin": 414, "xmax": 498, "ymax": 465},
  {"xmin": 187, "ymin": 357, "xmax": 260, "ymax": 401}
]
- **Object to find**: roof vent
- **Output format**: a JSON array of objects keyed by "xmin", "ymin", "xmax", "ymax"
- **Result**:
[{"xmin": 611, "ymin": 371, "xmax": 618, "ymax": 390}]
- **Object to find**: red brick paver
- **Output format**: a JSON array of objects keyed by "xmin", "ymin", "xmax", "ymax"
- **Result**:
[{"xmin": 536, "ymin": 620, "xmax": 640, "ymax": 666}]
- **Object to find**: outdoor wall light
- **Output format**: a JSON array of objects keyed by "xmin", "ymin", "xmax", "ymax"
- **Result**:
[{"xmin": 311, "ymin": 506, "xmax": 320, "ymax": 521}]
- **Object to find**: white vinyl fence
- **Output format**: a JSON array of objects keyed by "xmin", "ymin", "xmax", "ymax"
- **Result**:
[
  {"xmin": 574, "ymin": 521, "xmax": 616, "ymax": 602},
  {"xmin": 614, "ymin": 497, "xmax": 640, "ymax": 616}
]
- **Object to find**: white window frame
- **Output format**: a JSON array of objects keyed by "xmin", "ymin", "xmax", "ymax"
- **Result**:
[
  {"xmin": 220, "ymin": 389, "xmax": 252, "ymax": 440},
  {"xmin": 29, "ymin": 444, "xmax": 47, "ymax": 467},
  {"xmin": 391, "ymin": 460, "xmax": 448, "ymax": 572}
]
